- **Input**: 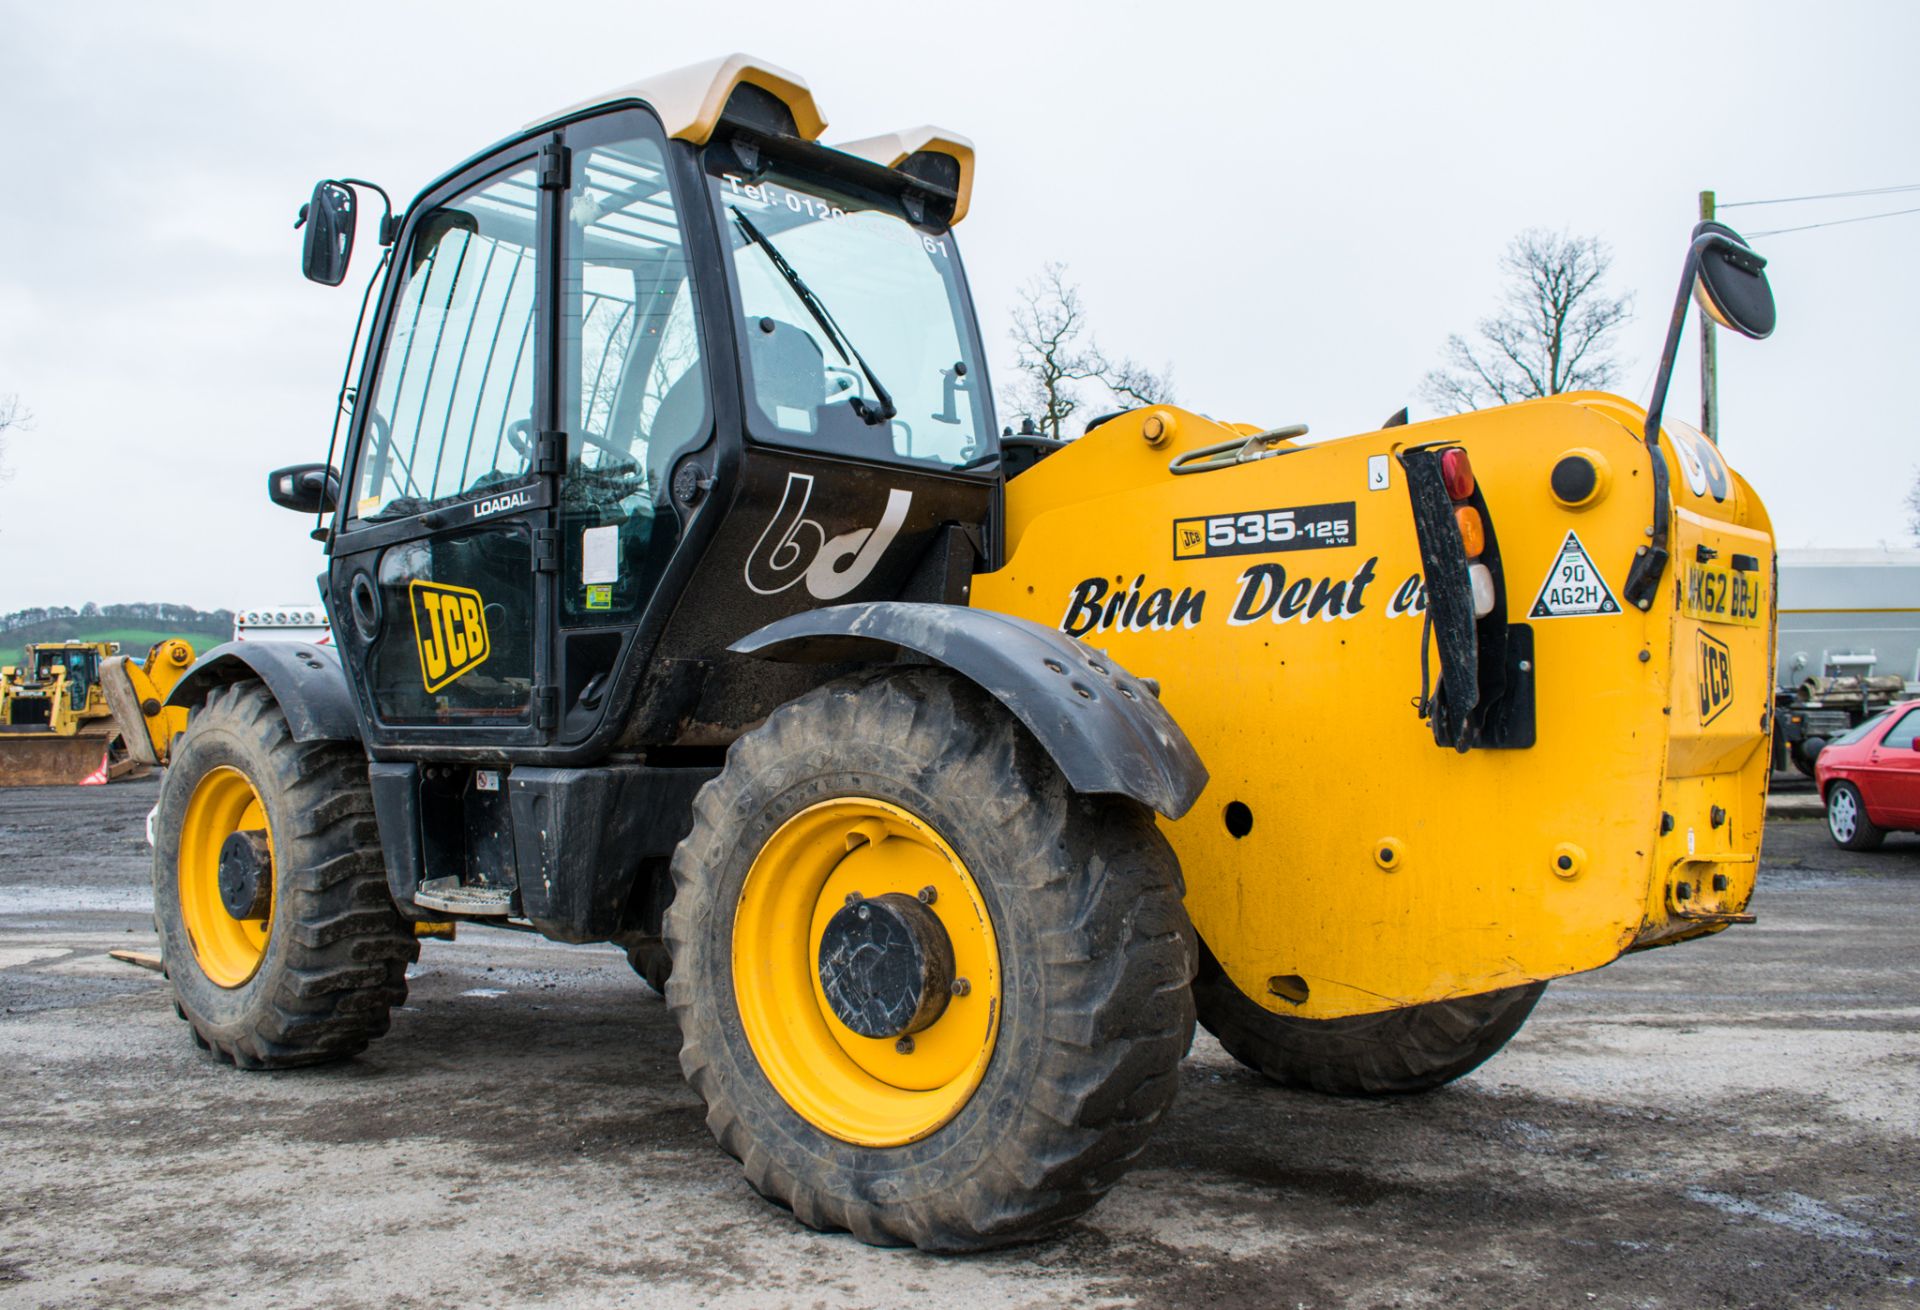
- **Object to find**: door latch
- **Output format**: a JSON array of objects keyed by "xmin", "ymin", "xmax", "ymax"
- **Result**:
[{"xmin": 533, "ymin": 528, "xmax": 560, "ymax": 574}]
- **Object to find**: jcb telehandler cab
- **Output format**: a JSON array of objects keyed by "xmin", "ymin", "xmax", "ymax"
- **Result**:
[{"xmin": 134, "ymin": 55, "xmax": 1781, "ymax": 1251}]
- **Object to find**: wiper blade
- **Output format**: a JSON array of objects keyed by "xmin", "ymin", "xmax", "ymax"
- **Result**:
[{"xmin": 730, "ymin": 207, "xmax": 897, "ymax": 425}]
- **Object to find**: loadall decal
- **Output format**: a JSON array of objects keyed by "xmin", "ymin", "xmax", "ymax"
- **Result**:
[
  {"xmin": 410, "ymin": 581, "xmax": 492, "ymax": 692},
  {"xmin": 1697, "ymin": 630, "xmax": 1734, "ymax": 725},
  {"xmin": 744, "ymin": 472, "xmax": 913, "ymax": 600},
  {"xmin": 1172, "ymin": 501, "xmax": 1356, "ymax": 559}
]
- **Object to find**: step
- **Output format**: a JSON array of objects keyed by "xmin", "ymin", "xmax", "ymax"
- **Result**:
[{"xmin": 414, "ymin": 878, "xmax": 515, "ymax": 917}]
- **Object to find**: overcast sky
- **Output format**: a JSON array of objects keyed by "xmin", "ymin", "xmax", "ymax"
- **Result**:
[{"xmin": 1, "ymin": 0, "xmax": 1914, "ymax": 613}]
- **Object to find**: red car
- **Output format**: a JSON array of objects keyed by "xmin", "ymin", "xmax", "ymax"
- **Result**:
[{"xmin": 1816, "ymin": 699, "xmax": 1920, "ymax": 849}]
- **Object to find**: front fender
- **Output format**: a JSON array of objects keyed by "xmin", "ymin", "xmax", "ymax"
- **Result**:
[
  {"xmin": 166, "ymin": 641, "xmax": 362, "ymax": 743},
  {"xmin": 730, "ymin": 601, "xmax": 1208, "ymax": 819}
]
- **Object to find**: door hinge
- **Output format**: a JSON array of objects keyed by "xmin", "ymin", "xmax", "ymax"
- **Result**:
[
  {"xmin": 538, "ymin": 141, "xmax": 570, "ymax": 191},
  {"xmin": 534, "ymin": 686, "xmax": 559, "ymax": 730},
  {"xmin": 535, "ymin": 430, "xmax": 566, "ymax": 476},
  {"xmin": 533, "ymin": 527, "xmax": 560, "ymax": 573}
]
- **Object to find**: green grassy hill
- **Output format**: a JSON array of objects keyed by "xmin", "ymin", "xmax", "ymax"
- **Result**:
[{"xmin": 2, "ymin": 620, "xmax": 233, "ymax": 671}]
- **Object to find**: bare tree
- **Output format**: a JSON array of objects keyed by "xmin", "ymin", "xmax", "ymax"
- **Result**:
[
  {"xmin": 1906, "ymin": 472, "xmax": 1920, "ymax": 541},
  {"xmin": 1421, "ymin": 231, "xmax": 1633, "ymax": 414},
  {"xmin": 0, "ymin": 394, "xmax": 28, "ymax": 481},
  {"xmin": 1003, "ymin": 263, "xmax": 1175, "ymax": 438}
]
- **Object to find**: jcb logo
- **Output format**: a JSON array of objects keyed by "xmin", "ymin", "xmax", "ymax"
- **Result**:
[
  {"xmin": 410, "ymin": 581, "xmax": 491, "ymax": 692},
  {"xmin": 1697, "ymin": 630, "xmax": 1733, "ymax": 726}
]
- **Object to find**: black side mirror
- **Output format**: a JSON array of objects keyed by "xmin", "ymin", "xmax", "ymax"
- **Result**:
[
  {"xmin": 268, "ymin": 463, "xmax": 340, "ymax": 514},
  {"xmin": 296, "ymin": 181, "xmax": 356, "ymax": 286},
  {"xmin": 1691, "ymin": 221, "xmax": 1776, "ymax": 341}
]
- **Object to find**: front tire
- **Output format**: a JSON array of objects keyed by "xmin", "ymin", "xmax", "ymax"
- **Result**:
[
  {"xmin": 1193, "ymin": 941, "xmax": 1543, "ymax": 1096},
  {"xmin": 1826, "ymin": 780, "xmax": 1885, "ymax": 851},
  {"xmin": 664, "ymin": 669, "xmax": 1195, "ymax": 1251},
  {"xmin": 153, "ymin": 681, "xmax": 416, "ymax": 1068}
]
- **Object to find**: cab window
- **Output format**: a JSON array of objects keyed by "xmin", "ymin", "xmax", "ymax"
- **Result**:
[
  {"xmin": 353, "ymin": 165, "xmax": 540, "ymax": 521},
  {"xmin": 558, "ymin": 123, "xmax": 708, "ymax": 624}
]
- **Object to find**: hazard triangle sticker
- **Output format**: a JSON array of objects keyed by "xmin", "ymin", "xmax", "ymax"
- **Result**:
[{"xmin": 1529, "ymin": 531, "xmax": 1620, "ymax": 618}]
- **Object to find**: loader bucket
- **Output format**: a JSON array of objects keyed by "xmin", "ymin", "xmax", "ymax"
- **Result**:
[{"xmin": 0, "ymin": 725, "xmax": 141, "ymax": 787}]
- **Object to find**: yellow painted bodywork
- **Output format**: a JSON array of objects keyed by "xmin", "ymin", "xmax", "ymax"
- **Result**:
[
  {"xmin": 0, "ymin": 641, "xmax": 118, "ymax": 736},
  {"xmin": 971, "ymin": 396, "xmax": 1774, "ymax": 1021},
  {"xmin": 731, "ymin": 797, "xmax": 1001, "ymax": 1146},
  {"xmin": 100, "ymin": 639, "xmax": 196, "ymax": 766}
]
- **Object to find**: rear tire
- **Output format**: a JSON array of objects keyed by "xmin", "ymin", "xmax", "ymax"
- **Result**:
[
  {"xmin": 1193, "ymin": 941, "xmax": 1543, "ymax": 1096},
  {"xmin": 1825, "ymin": 780, "xmax": 1885, "ymax": 851},
  {"xmin": 664, "ymin": 668, "xmax": 1195, "ymax": 1251},
  {"xmin": 624, "ymin": 939, "xmax": 672, "ymax": 995},
  {"xmin": 153, "ymin": 680, "xmax": 416, "ymax": 1068}
]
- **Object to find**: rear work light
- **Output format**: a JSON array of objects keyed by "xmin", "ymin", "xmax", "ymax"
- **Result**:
[
  {"xmin": 1454, "ymin": 505, "xmax": 1485, "ymax": 558},
  {"xmin": 1440, "ymin": 447, "xmax": 1476, "ymax": 500},
  {"xmin": 1468, "ymin": 561, "xmax": 1496, "ymax": 618}
]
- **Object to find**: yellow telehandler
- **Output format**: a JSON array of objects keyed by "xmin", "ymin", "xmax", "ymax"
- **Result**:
[{"xmin": 123, "ymin": 56, "xmax": 1779, "ymax": 1251}]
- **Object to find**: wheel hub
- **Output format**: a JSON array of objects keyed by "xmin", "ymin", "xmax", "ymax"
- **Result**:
[
  {"xmin": 817, "ymin": 893, "xmax": 954, "ymax": 1039},
  {"xmin": 218, "ymin": 830, "xmax": 273, "ymax": 920}
]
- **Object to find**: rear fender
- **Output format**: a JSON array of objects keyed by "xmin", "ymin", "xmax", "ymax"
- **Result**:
[
  {"xmin": 729, "ymin": 601, "xmax": 1209, "ymax": 819},
  {"xmin": 166, "ymin": 642, "xmax": 362, "ymax": 743}
]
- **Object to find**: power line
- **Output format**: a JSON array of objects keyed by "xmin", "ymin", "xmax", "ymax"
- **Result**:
[
  {"xmin": 1748, "ymin": 204, "xmax": 1920, "ymax": 237},
  {"xmin": 1722, "ymin": 183, "xmax": 1920, "ymax": 209}
]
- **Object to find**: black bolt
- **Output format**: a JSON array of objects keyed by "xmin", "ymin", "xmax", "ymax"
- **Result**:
[
  {"xmin": 1710, "ymin": 805, "xmax": 1727, "ymax": 829},
  {"xmin": 1638, "ymin": 649, "xmax": 1651, "ymax": 664},
  {"xmin": 844, "ymin": 891, "xmax": 863, "ymax": 907},
  {"xmin": 1712, "ymin": 874, "xmax": 1729, "ymax": 892},
  {"xmin": 917, "ymin": 886, "xmax": 938, "ymax": 905},
  {"xmin": 1557, "ymin": 854, "xmax": 1574, "ymax": 871},
  {"xmin": 1659, "ymin": 812, "xmax": 1675, "ymax": 835},
  {"xmin": 894, "ymin": 1036, "xmax": 915, "ymax": 1055},
  {"xmin": 1675, "ymin": 882, "xmax": 1693, "ymax": 900},
  {"xmin": 1379, "ymin": 848, "xmax": 1394, "ymax": 863}
]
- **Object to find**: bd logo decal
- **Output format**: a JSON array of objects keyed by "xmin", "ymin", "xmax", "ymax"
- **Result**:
[
  {"xmin": 745, "ymin": 472, "xmax": 912, "ymax": 600},
  {"xmin": 1697, "ymin": 629, "xmax": 1733, "ymax": 726},
  {"xmin": 410, "ymin": 581, "xmax": 491, "ymax": 692}
]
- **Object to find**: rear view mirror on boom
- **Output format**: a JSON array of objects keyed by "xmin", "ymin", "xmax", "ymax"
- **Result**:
[
  {"xmin": 296, "ymin": 181, "xmax": 357, "ymax": 286},
  {"xmin": 267, "ymin": 463, "xmax": 340, "ymax": 514}
]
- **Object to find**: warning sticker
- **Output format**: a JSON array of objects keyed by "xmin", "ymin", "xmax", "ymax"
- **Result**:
[{"xmin": 1529, "ymin": 531, "xmax": 1620, "ymax": 618}]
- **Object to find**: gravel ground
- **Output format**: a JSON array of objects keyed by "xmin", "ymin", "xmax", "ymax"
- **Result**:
[{"xmin": 0, "ymin": 777, "xmax": 1915, "ymax": 1309}]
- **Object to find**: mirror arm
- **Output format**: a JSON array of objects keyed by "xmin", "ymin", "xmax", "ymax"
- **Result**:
[
  {"xmin": 336, "ymin": 177, "xmax": 398, "ymax": 246},
  {"xmin": 1621, "ymin": 231, "xmax": 1751, "ymax": 611}
]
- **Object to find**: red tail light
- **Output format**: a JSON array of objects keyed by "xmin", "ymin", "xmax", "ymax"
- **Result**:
[{"xmin": 1440, "ymin": 447, "xmax": 1476, "ymax": 500}]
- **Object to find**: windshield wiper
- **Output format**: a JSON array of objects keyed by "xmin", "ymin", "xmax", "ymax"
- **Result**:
[{"xmin": 730, "ymin": 207, "xmax": 897, "ymax": 425}]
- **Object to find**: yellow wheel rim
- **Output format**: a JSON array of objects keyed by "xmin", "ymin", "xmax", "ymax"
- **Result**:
[
  {"xmin": 178, "ymin": 765, "xmax": 274, "ymax": 988},
  {"xmin": 732, "ymin": 797, "xmax": 1001, "ymax": 1147}
]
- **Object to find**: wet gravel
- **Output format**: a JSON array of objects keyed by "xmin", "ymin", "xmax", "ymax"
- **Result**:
[{"xmin": 0, "ymin": 778, "xmax": 1915, "ymax": 1308}]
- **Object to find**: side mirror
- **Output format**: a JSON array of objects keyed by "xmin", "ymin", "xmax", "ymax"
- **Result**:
[
  {"xmin": 268, "ymin": 463, "xmax": 340, "ymax": 515},
  {"xmin": 1691, "ymin": 221, "xmax": 1776, "ymax": 341},
  {"xmin": 297, "ymin": 181, "xmax": 356, "ymax": 286}
]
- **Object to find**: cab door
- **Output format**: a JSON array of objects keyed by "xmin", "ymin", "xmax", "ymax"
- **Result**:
[
  {"xmin": 329, "ymin": 147, "xmax": 558, "ymax": 748},
  {"xmin": 1863, "ymin": 706, "xmax": 1920, "ymax": 826}
]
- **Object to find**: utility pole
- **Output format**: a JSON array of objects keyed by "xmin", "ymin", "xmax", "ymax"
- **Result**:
[{"xmin": 1699, "ymin": 188, "xmax": 1718, "ymax": 443}]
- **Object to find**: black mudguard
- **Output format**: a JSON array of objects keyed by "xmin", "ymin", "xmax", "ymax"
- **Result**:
[
  {"xmin": 165, "ymin": 642, "xmax": 362, "ymax": 743},
  {"xmin": 729, "ymin": 601, "xmax": 1209, "ymax": 820}
]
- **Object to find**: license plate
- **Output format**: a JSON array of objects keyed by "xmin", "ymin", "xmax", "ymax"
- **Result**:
[{"xmin": 1682, "ymin": 562, "xmax": 1765, "ymax": 627}]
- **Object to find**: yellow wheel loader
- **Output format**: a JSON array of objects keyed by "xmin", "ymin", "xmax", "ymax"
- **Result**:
[
  {"xmin": 123, "ymin": 56, "xmax": 1780, "ymax": 1251},
  {"xmin": 1, "ymin": 641, "xmax": 135, "ymax": 786}
]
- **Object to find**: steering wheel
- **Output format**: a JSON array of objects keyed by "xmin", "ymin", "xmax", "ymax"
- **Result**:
[{"xmin": 505, "ymin": 417, "xmax": 626, "ymax": 463}]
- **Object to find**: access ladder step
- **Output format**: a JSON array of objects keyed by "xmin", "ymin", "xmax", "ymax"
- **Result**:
[{"xmin": 414, "ymin": 878, "xmax": 515, "ymax": 917}]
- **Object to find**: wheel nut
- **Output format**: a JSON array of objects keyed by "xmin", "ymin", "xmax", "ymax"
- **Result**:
[
  {"xmin": 917, "ymin": 885, "xmax": 937, "ymax": 904},
  {"xmin": 844, "ymin": 891, "xmax": 863, "ymax": 906},
  {"xmin": 950, "ymin": 977, "xmax": 971, "ymax": 997},
  {"xmin": 894, "ymin": 1036, "xmax": 915, "ymax": 1055}
]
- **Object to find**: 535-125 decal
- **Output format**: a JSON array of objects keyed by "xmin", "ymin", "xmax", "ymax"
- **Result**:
[{"xmin": 1173, "ymin": 501, "xmax": 1355, "ymax": 560}]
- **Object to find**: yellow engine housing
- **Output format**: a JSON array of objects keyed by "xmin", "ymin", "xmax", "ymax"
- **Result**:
[{"xmin": 971, "ymin": 396, "xmax": 1773, "ymax": 1021}]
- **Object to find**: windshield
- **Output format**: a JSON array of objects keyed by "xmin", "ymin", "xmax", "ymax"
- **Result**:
[
  {"xmin": 1829, "ymin": 708, "xmax": 1895, "ymax": 749},
  {"xmin": 709, "ymin": 164, "xmax": 990, "ymax": 469}
]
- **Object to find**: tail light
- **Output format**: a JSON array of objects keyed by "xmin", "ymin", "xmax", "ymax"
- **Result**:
[
  {"xmin": 1440, "ymin": 447, "xmax": 1476, "ymax": 499},
  {"xmin": 1454, "ymin": 506, "xmax": 1485, "ymax": 558}
]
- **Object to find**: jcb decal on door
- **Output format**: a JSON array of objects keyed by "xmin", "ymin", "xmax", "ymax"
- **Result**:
[
  {"xmin": 745, "ymin": 472, "xmax": 913, "ymax": 600},
  {"xmin": 1697, "ymin": 630, "xmax": 1733, "ymax": 726},
  {"xmin": 410, "ymin": 581, "xmax": 491, "ymax": 692}
]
